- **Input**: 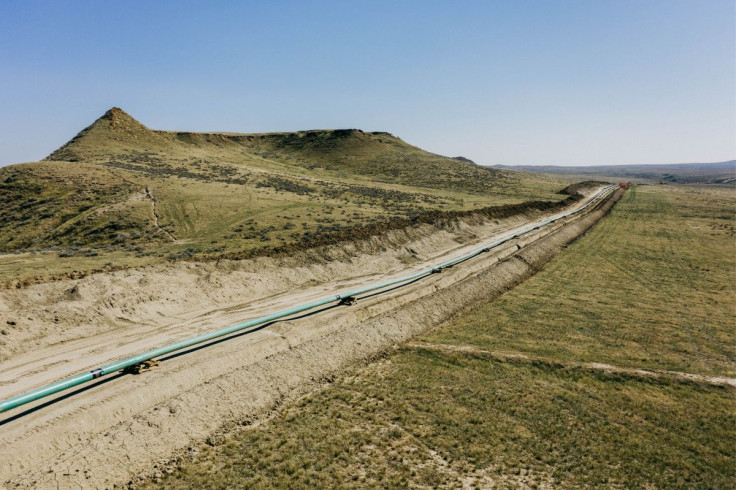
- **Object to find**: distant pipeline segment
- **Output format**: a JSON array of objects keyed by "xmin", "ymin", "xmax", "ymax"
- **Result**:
[{"xmin": 0, "ymin": 186, "xmax": 617, "ymax": 414}]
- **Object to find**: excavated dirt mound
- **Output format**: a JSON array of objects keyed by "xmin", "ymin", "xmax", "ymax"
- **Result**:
[
  {"xmin": 0, "ymin": 199, "xmax": 578, "ymax": 362},
  {"xmin": 560, "ymin": 180, "xmax": 610, "ymax": 195}
]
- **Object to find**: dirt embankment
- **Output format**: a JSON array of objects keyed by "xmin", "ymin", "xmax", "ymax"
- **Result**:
[
  {"xmin": 0, "ymin": 194, "xmax": 582, "ymax": 290},
  {"xmin": 560, "ymin": 181, "xmax": 610, "ymax": 196},
  {"xmin": 0, "ymin": 188, "xmax": 621, "ymax": 489},
  {"xmin": 0, "ymin": 197, "xmax": 581, "ymax": 363},
  {"xmin": 212, "ymin": 195, "xmax": 582, "ymax": 262}
]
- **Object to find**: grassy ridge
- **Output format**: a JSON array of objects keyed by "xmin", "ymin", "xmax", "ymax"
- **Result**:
[
  {"xmin": 150, "ymin": 185, "xmax": 736, "ymax": 488},
  {"xmin": 0, "ymin": 109, "xmax": 570, "ymax": 285}
]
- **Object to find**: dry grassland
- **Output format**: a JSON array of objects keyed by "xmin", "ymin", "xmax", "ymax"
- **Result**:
[{"xmin": 150, "ymin": 185, "xmax": 735, "ymax": 489}]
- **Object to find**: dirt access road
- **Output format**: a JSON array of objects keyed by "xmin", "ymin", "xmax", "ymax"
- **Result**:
[{"xmin": 0, "ymin": 186, "xmax": 620, "ymax": 489}]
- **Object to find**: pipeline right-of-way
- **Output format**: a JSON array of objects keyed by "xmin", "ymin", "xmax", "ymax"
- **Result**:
[{"xmin": 0, "ymin": 185, "xmax": 617, "ymax": 415}]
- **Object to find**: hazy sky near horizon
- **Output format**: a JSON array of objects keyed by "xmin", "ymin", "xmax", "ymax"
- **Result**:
[{"xmin": 1, "ymin": 0, "xmax": 734, "ymax": 167}]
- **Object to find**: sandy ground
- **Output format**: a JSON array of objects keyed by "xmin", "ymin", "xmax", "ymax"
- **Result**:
[{"xmin": 0, "ymin": 187, "xmax": 619, "ymax": 489}]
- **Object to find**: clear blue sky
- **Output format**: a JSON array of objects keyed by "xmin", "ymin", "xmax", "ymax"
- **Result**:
[{"xmin": 1, "ymin": 0, "xmax": 734, "ymax": 166}]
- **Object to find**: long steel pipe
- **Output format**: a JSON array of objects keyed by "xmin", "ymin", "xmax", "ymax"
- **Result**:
[{"xmin": 0, "ymin": 185, "xmax": 616, "ymax": 414}]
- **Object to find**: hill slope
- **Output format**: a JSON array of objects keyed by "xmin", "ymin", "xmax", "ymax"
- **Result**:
[
  {"xmin": 0, "ymin": 108, "xmax": 571, "ymax": 284},
  {"xmin": 48, "ymin": 108, "xmax": 516, "ymax": 194}
]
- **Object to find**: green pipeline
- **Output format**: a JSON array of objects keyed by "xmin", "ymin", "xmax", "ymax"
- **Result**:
[{"xmin": 0, "ymin": 186, "xmax": 616, "ymax": 414}]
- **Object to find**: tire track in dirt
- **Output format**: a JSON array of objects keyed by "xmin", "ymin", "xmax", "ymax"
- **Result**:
[
  {"xmin": 145, "ymin": 186, "xmax": 176, "ymax": 241},
  {"xmin": 404, "ymin": 342, "xmax": 736, "ymax": 389}
]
